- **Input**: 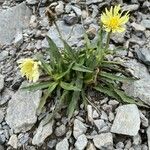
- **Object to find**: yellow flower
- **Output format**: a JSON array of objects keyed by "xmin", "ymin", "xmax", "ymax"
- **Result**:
[
  {"xmin": 18, "ymin": 58, "xmax": 40, "ymax": 82},
  {"xmin": 101, "ymin": 5, "xmax": 129, "ymax": 33}
]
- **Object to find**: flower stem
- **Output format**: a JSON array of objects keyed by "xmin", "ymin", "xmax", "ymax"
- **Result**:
[{"xmin": 105, "ymin": 31, "xmax": 111, "ymax": 49}]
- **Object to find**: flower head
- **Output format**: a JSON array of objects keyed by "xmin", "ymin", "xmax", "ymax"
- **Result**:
[
  {"xmin": 18, "ymin": 58, "xmax": 40, "ymax": 82},
  {"xmin": 101, "ymin": 5, "xmax": 129, "ymax": 33}
]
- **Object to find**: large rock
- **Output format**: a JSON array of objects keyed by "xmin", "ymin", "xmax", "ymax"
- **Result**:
[
  {"xmin": 5, "ymin": 82, "xmax": 42, "ymax": 133},
  {"xmin": 32, "ymin": 120, "xmax": 54, "ymax": 146},
  {"xmin": 0, "ymin": 2, "xmax": 31, "ymax": 45},
  {"xmin": 122, "ymin": 59, "xmax": 150, "ymax": 105},
  {"xmin": 42, "ymin": 21, "xmax": 84, "ymax": 48},
  {"xmin": 111, "ymin": 104, "xmax": 140, "ymax": 136}
]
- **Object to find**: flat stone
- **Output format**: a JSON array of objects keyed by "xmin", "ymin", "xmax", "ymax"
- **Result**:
[
  {"xmin": 111, "ymin": 104, "xmax": 140, "ymax": 136},
  {"xmin": 131, "ymin": 22, "xmax": 146, "ymax": 31},
  {"xmin": 73, "ymin": 119, "xmax": 87, "ymax": 139},
  {"xmin": 93, "ymin": 133, "xmax": 113, "ymax": 149},
  {"xmin": 32, "ymin": 120, "xmax": 54, "ymax": 146},
  {"xmin": 8, "ymin": 134, "xmax": 18, "ymax": 149},
  {"xmin": 5, "ymin": 82, "xmax": 42, "ymax": 133},
  {"xmin": 94, "ymin": 119, "xmax": 106, "ymax": 131},
  {"xmin": 122, "ymin": 4, "xmax": 139, "ymax": 11},
  {"xmin": 135, "ymin": 46, "xmax": 150, "ymax": 66},
  {"xmin": 141, "ymin": 19, "xmax": 150, "ymax": 29},
  {"xmin": 0, "ymin": 2, "xmax": 31, "ymax": 45},
  {"xmin": 122, "ymin": 59, "xmax": 150, "ymax": 105},
  {"xmin": 86, "ymin": 0, "xmax": 103, "ymax": 5},
  {"xmin": 56, "ymin": 138, "xmax": 69, "ymax": 150},
  {"xmin": 75, "ymin": 134, "xmax": 88, "ymax": 150},
  {"xmin": 42, "ymin": 21, "xmax": 84, "ymax": 48},
  {"xmin": 0, "ymin": 75, "xmax": 4, "ymax": 92}
]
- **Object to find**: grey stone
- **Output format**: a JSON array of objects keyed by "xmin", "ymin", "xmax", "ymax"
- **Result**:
[
  {"xmin": 122, "ymin": 4, "xmax": 139, "ymax": 11},
  {"xmin": 131, "ymin": 22, "xmax": 146, "ymax": 31},
  {"xmin": 75, "ymin": 134, "xmax": 88, "ymax": 150},
  {"xmin": 94, "ymin": 119, "xmax": 106, "ymax": 131},
  {"xmin": 116, "ymin": 142, "xmax": 124, "ymax": 149},
  {"xmin": 141, "ymin": 19, "xmax": 150, "ymax": 29},
  {"xmin": 0, "ymin": 2, "xmax": 31, "ymax": 45},
  {"xmin": 147, "ymin": 127, "xmax": 150, "ymax": 150},
  {"xmin": 0, "ymin": 134, "xmax": 6, "ymax": 144},
  {"xmin": 5, "ymin": 82, "xmax": 42, "ymax": 133},
  {"xmin": 133, "ymin": 134, "xmax": 141, "ymax": 145},
  {"xmin": 73, "ymin": 119, "xmax": 87, "ymax": 139},
  {"xmin": 13, "ymin": 30, "xmax": 23, "ymax": 47},
  {"xmin": 26, "ymin": 0, "xmax": 38, "ymax": 4},
  {"xmin": 71, "ymin": 6, "xmax": 82, "ymax": 17},
  {"xmin": 0, "ymin": 145, "xmax": 4, "ymax": 150},
  {"xmin": 111, "ymin": 104, "xmax": 140, "ymax": 136},
  {"xmin": 63, "ymin": 15, "xmax": 78, "ymax": 25},
  {"xmin": 56, "ymin": 138, "xmax": 69, "ymax": 150},
  {"xmin": 0, "ymin": 51, "xmax": 8, "ymax": 61},
  {"xmin": 87, "ymin": 105, "xmax": 94, "ymax": 123},
  {"xmin": 140, "ymin": 111, "xmax": 148, "ymax": 127},
  {"xmin": 111, "ymin": 31, "xmax": 125, "ymax": 43},
  {"xmin": 122, "ymin": 59, "xmax": 150, "ymax": 105},
  {"xmin": 55, "ymin": 1, "xmax": 64, "ymax": 15},
  {"xmin": 55, "ymin": 124, "xmax": 66, "ymax": 137},
  {"xmin": 135, "ymin": 47, "xmax": 150, "ymax": 66},
  {"xmin": 42, "ymin": 21, "xmax": 84, "ymax": 48},
  {"xmin": 86, "ymin": 0, "xmax": 103, "ymax": 5},
  {"xmin": 93, "ymin": 133, "xmax": 113, "ymax": 149},
  {"xmin": 0, "ymin": 75, "xmax": 4, "ymax": 92},
  {"xmin": 32, "ymin": 120, "xmax": 54, "ymax": 146},
  {"xmin": 47, "ymin": 139, "xmax": 57, "ymax": 149},
  {"xmin": 18, "ymin": 133, "xmax": 29, "ymax": 144},
  {"xmin": 8, "ymin": 134, "xmax": 18, "ymax": 149}
]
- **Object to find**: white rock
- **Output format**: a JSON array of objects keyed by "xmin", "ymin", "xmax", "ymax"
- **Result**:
[
  {"xmin": 93, "ymin": 110, "xmax": 99, "ymax": 119},
  {"xmin": 87, "ymin": 105, "xmax": 94, "ymax": 123},
  {"xmin": 13, "ymin": 30, "xmax": 23, "ymax": 47},
  {"xmin": 111, "ymin": 104, "xmax": 140, "ymax": 136},
  {"xmin": 140, "ymin": 111, "xmax": 149, "ymax": 127},
  {"xmin": 71, "ymin": 6, "xmax": 82, "ymax": 17},
  {"xmin": 93, "ymin": 133, "xmax": 113, "ymax": 149},
  {"xmin": 131, "ymin": 22, "xmax": 146, "ymax": 31},
  {"xmin": 141, "ymin": 19, "xmax": 150, "ymax": 29},
  {"xmin": 0, "ymin": 2, "xmax": 31, "ymax": 45},
  {"xmin": 86, "ymin": 0, "xmax": 103, "ymax": 5},
  {"xmin": 55, "ymin": 1, "xmax": 64, "ymax": 15},
  {"xmin": 56, "ymin": 138, "xmax": 69, "ymax": 150},
  {"xmin": 0, "ymin": 109, "xmax": 4, "ymax": 123},
  {"xmin": 147, "ymin": 127, "xmax": 150, "ymax": 150},
  {"xmin": 26, "ymin": 0, "xmax": 38, "ymax": 5},
  {"xmin": 5, "ymin": 82, "xmax": 42, "ymax": 133},
  {"xmin": 8, "ymin": 134, "xmax": 18, "ymax": 149},
  {"xmin": 94, "ymin": 119, "xmax": 106, "ymax": 131},
  {"xmin": 75, "ymin": 134, "xmax": 88, "ymax": 150},
  {"xmin": 0, "ymin": 74, "xmax": 4, "ymax": 92},
  {"xmin": 73, "ymin": 119, "xmax": 87, "ymax": 139},
  {"xmin": 55, "ymin": 124, "xmax": 66, "ymax": 137},
  {"xmin": 32, "ymin": 120, "xmax": 54, "ymax": 146}
]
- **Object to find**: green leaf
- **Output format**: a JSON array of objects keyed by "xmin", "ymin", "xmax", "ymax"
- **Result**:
[
  {"xmin": 94, "ymin": 86, "xmax": 120, "ymax": 101},
  {"xmin": 100, "ymin": 71, "xmax": 136, "ymax": 82},
  {"xmin": 67, "ymin": 91, "xmax": 80, "ymax": 119},
  {"xmin": 37, "ymin": 82, "xmax": 58, "ymax": 113},
  {"xmin": 113, "ymin": 88, "xmax": 147, "ymax": 107},
  {"xmin": 72, "ymin": 63, "xmax": 93, "ymax": 73},
  {"xmin": 67, "ymin": 74, "xmax": 83, "ymax": 119},
  {"xmin": 21, "ymin": 82, "xmax": 51, "ymax": 91},
  {"xmin": 60, "ymin": 81, "xmax": 81, "ymax": 91},
  {"xmin": 62, "ymin": 39, "xmax": 76, "ymax": 60},
  {"xmin": 46, "ymin": 36, "xmax": 62, "ymax": 62},
  {"xmin": 53, "ymin": 62, "xmax": 74, "ymax": 80},
  {"xmin": 37, "ymin": 55, "xmax": 52, "ymax": 75}
]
